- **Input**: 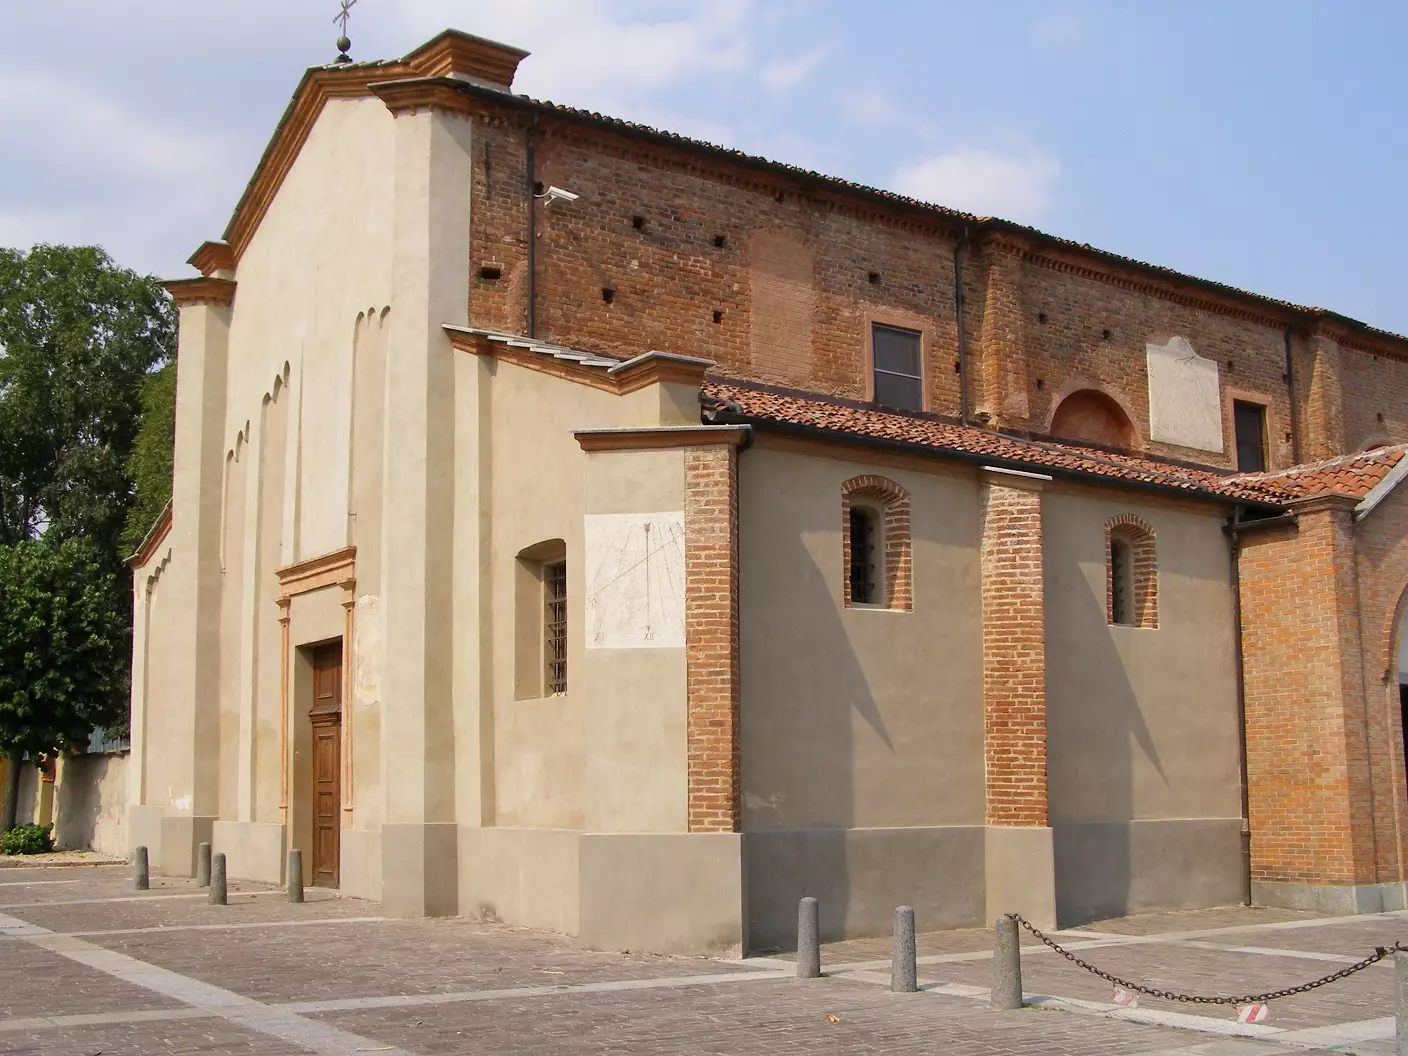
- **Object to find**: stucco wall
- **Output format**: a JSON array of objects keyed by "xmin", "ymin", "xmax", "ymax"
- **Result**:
[
  {"xmin": 56, "ymin": 753, "xmax": 129, "ymax": 856},
  {"xmin": 1043, "ymin": 488, "xmax": 1244, "ymax": 920}
]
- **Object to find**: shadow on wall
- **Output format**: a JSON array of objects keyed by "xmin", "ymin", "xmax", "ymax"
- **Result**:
[{"xmin": 55, "ymin": 753, "xmax": 130, "ymax": 857}]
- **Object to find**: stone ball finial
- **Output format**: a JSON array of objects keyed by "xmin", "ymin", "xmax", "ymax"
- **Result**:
[{"xmin": 335, "ymin": 35, "xmax": 352, "ymax": 64}]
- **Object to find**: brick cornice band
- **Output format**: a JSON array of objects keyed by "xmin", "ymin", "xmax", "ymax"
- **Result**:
[{"xmin": 165, "ymin": 277, "xmax": 236, "ymax": 307}]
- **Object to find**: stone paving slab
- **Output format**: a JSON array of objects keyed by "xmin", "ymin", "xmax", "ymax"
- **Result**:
[
  {"xmin": 0, "ymin": 1017, "xmax": 305, "ymax": 1055},
  {"xmin": 8, "ymin": 890, "xmax": 368, "ymax": 934},
  {"xmin": 0, "ymin": 940, "xmax": 183, "ymax": 1020}
]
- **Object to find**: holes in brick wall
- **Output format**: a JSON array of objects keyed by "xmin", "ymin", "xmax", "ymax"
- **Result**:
[
  {"xmin": 1036, "ymin": 378, "xmax": 1045, "ymax": 391},
  {"xmin": 1379, "ymin": 412, "xmax": 1386, "ymax": 423},
  {"xmin": 953, "ymin": 360, "xmax": 961, "ymax": 373},
  {"xmin": 775, "ymin": 190, "xmax": 785, "ymax": 203},
  {"xmin": 1102, "ymin": 328, "xmax": 1112, "ymax": 340},
  {"xmin": 1038, "ymin": 312, "xmax": 1048, "ymax": 324},
  {"xmin": 1226, "ymin": 360, "xmax": 1235, "ymax": 373},
  {"xmin": 533, "ymin": 181, "xmax": 544, "ymax": 196},
  {"xmin": 713, "ymin": 309, "xmax": 723, "ymax": 323},
  {"xmin": 478, "ymin": 265, "xmax": 502, "ymax": 281},
  {"xmin": 868, "ymin": 271, "xmax": 881, "ymax": 285},
  {"xmin": 713, "ymin": 234, "xmax": 727, "ymax": 248},
  {"xmin": 632, "ymin": 214, "xmax": 646, "ymax": 231},
  {"xmin": 602, "ymin": 287, "xmax": 616, "ymax": 305}
]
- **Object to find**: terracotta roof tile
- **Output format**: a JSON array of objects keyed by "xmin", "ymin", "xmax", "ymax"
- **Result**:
[
  {"xmin": 703, "ymin": 379, "xmax": 1288, "ymax": 507},
  {"xmin": 1231, "ymin": 446, "xmax": 1408, "ymax": 501}
]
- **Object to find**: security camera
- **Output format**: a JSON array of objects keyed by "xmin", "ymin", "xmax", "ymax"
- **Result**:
[{"xmin": 540, "ymin": 185, "xmax": 579, "ymax": 205}]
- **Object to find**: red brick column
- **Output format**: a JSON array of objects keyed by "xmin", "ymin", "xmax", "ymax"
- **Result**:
[
  {"xmin": 1239, "ymin": 495, "xmax": 1380, "ymax": 891},
  {"xmin": 979, "ymin": 470, "xmax": 1049, "ymax": 826},
  {"xmin": 976, "ymin": 234, "xmax": 1031, "ymax": 428},
  {"xmin": 684, "ymin": 444, "xmax": 741, "ymax": 833}
]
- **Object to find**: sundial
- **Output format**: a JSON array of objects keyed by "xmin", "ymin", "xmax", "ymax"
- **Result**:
[{"xmin": 584, "ymin": 512, "xmax": 686, "ymax": 650}]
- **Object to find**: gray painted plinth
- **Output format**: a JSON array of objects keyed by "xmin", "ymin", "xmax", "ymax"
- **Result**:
[
  {"xmin": 796, "ymin": 897, "xmax": 820, "ymax": 979},
  {"xmin": 891, "ymin": 906, "xmax": 917, "ymax": 992},
  {"xmin": 1398, "ymin": 951, "xmax": 1408, "ymax": 1056},
  {"xmin": 209, "ymin": 852, "xmax": 227, "ymax": 906},
  {"xmin": 195, "ymin": 842, "xmax": 211, "ymax": 887},
  {"xmin": 287, "ymin": 849, "xmax": 303, "ymax": 904},
  {"xmin": 132, "ymin": 846, "xmax": 149, "ymax": 891},
  {"xmin": 991, "ymin": 916, "xmax": 1023, "ymax": 1010},
  {"xmin": 1254, "ymin": 880, "xmax": 1408, "ymax": 915}
]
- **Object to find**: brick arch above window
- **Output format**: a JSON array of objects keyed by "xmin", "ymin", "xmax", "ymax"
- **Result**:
[
  {"xmin": 1105, "ymin": 513, "xmax": 1158, "ymax": 629},
  {"xmin": 841, "ymin": 474, "xmax": 912, "ymax": 611}
]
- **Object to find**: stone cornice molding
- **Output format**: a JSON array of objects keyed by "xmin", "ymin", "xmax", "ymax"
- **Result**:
[
  {"xmin": 575, "ymin": 425, "xmax": 751, "ymax": 452},
  {"xmin": 447, "ymin": 328, "xmax": 711, "ymax": 396},
  {"xmin": 404, "ymin": 29, "xmax": 527, "ymax": 84},
  {"xmin": 126, "ymin": 502, "xmax": 173, "ymax": 568},
  {"xmin": 165, "ymin": 277, "xmax": 236, "ymax": 307},
  {"xmin": 276, "ymin": 545, "xmax": 356, "ymax": 600},
  {"xmin": 371, "ymin": 77, "xmax": 482, "ymax": 117},
  {"xmin": 187, "ymin": 241, "xmax": 235, "ymax": 277}
]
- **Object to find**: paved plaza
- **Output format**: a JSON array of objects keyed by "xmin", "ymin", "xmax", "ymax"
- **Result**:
[{"xmin": 1, "ymin": 866, "xmax": 1405, "ymax": 1055}]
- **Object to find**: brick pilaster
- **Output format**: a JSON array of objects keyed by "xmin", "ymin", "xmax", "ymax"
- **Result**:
[
  {"xmin": 1303, "ymin": 328, "xmax": 1347, "ymax": 461},
  {"xmin": 979, "ymin": 470, "xmax": 1049, "ymax": 826},
  {"xmin": 684, "ymin": 444, "xmax": 741, "ymax": 833},
  {"xmin": 976, "ymin": 234, "xmax": 1032, "ymax": 427}
]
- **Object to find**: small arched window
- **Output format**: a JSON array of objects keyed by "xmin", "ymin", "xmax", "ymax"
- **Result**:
[
  {"xmin": 841, "ymin": 475, "xmax": 912, "ymax": 611},
  {"xmin": 1106, "ymin": 515, "xmax": 1157, "ymax": 629}
]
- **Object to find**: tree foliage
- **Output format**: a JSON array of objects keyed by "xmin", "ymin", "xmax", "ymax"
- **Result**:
[
  {"xmin": 0, "ymin": 538, "xmax": 128, "ymax": 761},
  {"xmin": 0, "ymin": 244, "xmax": 175, "ymax": 555},
  {"xmin": 121, "ymin": 361, "xmax": 177, "ymax": 555}
]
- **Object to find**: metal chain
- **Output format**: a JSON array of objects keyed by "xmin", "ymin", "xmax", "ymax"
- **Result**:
[{"xmin": 1008, "ymin": 913, "xmax": 1404, "ymax": 1006}]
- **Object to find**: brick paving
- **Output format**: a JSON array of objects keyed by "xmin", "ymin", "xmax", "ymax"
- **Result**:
[{"xmin": 0, "ymin": 865, "xmax": 1404, "ymax": 1055}]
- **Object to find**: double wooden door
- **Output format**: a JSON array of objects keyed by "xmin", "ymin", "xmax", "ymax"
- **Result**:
[{"xmin": 310, "ymin": 642, "xmax": 342, "ymax": 888}]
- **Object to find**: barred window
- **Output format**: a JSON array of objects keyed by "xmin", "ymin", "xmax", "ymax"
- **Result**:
[
  {"xmin": 545, "ymin": 560, "xmax": 567, "ymax": 694},
  {"xmin": 1106, "ymin": 515, "xmax": 1158, "ymax": 629},
  {"xmin": 849, "ymin": 507, "xmax": 878, "ymax": 605},
  {"xmin": 1109, "ymin": 538, "xmax": 1133, "ymax": 625}
]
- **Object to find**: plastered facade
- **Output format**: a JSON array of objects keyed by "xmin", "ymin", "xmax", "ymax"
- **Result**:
[{"xmin": 128, "ymin": 28, "xmax": 1408, "ymax": 954}]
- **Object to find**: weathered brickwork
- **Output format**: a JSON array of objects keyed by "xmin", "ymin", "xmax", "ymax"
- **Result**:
[
  {"xmin": 979, "ymin": 476, "xmax": 1048, "ymax": 827},
  {"xmin": 1105, "ymin": 513, "xmax": 1159, "ymax": 629},
  {"xmin": 684, "ymin": 444, "xmax": 741, "ymax": 833},
  {"xmin": 1238, "ymin": 499, "xmax": 1379, "ymax": 885},
  {"xmin": 839, "ymin": 474, "xmax": 913, "ymax": 611}
]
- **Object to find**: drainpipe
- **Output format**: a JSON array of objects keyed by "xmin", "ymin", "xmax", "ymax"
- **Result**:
[
  {"xmin": 526, "ymin": 112, "xmax": 539, "ymax": 338},
  {"xmin": 1228, "ymin": 510, "xmax": 1254, "ymax": 906},
  {"xmin": 1284, "ymin": 326, "xmax": 1301, "ymax": 465},
  {"xmin": 954, "ymin": 223, "xmax": 970, "ymax": 425}
]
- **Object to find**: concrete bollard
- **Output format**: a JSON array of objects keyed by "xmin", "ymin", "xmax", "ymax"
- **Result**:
[
  {"xmin": 132, "ymin": 846, "xmax": 149, "ymax": 891},
  {"xmin": 991, "ymin": 916, "xmax": 1023, "ymax": 1010},
  {"xmin": 797, "ymin": 896, "xmax": 821, "ymax": 979},
  {"xmin": 892, "ymin": 905, "xmax": 918, "ymax": 993},
  {"xmin": 1397, "ymin": 950, "xmax": 1408, "ymax": 1056},
  {"xmin": 287, "ymin": 849, "xmax": 304, "ymax": 904},
  {"xmin": 196, "ymin": 842, "xmax": 211, "ymax": 887},
  {"xmin": 209, "ymin": 852, "xmax": 227, "ymax": 906}
]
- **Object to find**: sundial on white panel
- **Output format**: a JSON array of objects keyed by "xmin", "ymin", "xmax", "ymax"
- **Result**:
[{"xmin": 584, "ymin": 511, "xmax": 686, "ymax": 649}]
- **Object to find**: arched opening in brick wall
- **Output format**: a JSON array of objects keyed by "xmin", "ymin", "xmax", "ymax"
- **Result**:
[
  {"xmin": 1105, "ymin": 514, "xmax": 1157, "ymax": 629},
  {"xmin": 1051, "ymin": 389, "xmax": 1135, "ymax": 450},
  {"xmin": 840, "ymin": 475, "xmax": 912, "ymax": 611}
]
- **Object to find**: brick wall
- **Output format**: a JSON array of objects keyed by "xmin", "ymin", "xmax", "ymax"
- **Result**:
[
  {"xmin": 979, "ymin": 474, "xmax": 1048, "ymax": 826},
  {"xmin": 1238, "ymin": 498, "xmax": 1381, "ymax": 885},
  {"xmin": 683, "ymin": 444, "xmax": 741, "ymax": 833}
]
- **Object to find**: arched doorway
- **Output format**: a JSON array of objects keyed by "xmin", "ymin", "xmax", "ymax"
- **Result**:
[{"xmin": 1050, "ymin": 389, "xmax": 1135, "ymax": 449}]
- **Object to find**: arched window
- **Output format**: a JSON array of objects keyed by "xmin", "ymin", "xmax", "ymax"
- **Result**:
[
  {"xmin": 1052, "ymin": 389, "xmax": 1135, "ymax": 449},
  {"xmin": 841, "ymin": 475, "xmax": 912, "ymax": 611},
  {"xmin": 515, "ymin": 539, "xmax": 568, "ymax": 698},
  {"xmin": 1105, "ymin": 515, "xmax": 1157, "ymax": 628}
]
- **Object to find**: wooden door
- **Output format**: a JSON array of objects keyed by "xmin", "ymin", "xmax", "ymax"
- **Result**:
[{"xmin": 310, "ymin": 642, "xmax": 343, "ymax": 888}]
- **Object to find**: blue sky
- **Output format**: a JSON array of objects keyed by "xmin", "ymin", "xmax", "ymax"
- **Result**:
[{"xmin": 2, "ymin": 2, "xmax": 1404, "ymax": 332}]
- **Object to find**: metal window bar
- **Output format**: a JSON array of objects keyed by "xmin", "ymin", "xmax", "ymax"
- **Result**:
[
  {"xmin": 1110, "ymin": 538, "xmax": 1132, "ymax": 625},
  {"xmin": 850, "ymin": 507, "xmax": 877, "ymax": 605},
  {"xmin": 544, "ymin": 561, "xmax": 568, "ymax": 694}
]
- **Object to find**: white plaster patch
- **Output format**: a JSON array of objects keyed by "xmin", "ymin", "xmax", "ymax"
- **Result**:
[
  {"xmin": 1146, "ymin": 336, "xmax": 1223, "ymax": 452},
  {"xmin": 170, "ymin": 793, "xmax": 192, "ymax": 813},
  {"xmin": 584, "ymin": 511, "xmax": 686, "ymax": 650},
  {"xmin": 353, "ymin": 592, "xmax": 381, "ymax": 709}
]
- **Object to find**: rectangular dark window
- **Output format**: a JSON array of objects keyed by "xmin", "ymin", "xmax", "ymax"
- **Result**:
[
  {"xmin": 1110, "ymin": 539, "xmax": 1132, "ymax": 625},
  {"xmin": 1233, "ymin": 401, "xmax": 1266, "ymax": 472},
  {"xmin": 849, "ymin": 507, "xmax": 877, "ymax": 605},
  {"xmin": 544, "ymin": 561, "xmax": 567, "ymax": 694},
  {"xmin": 872, "ymin": 324, "xmax": 923, "ymax": 411}
]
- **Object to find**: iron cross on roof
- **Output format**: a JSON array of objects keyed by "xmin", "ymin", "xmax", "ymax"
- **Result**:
[{"xmin": 333, "ymin": 0, "xmax": 357, "ymax": 64}]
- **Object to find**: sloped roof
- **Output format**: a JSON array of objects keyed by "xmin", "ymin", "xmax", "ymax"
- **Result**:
[
  {"xmin": 702, "ymin": 379, "xmax": 1285, "ymax": 507},
  {"xmin": 1231, "ymin": 446, "xmax": 1408, "ymax": 513}
]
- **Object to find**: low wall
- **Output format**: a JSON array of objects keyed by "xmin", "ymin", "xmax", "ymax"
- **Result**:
[{"xmin": 54, "ymin": 752, "xmax": 129, "ymax": 856}]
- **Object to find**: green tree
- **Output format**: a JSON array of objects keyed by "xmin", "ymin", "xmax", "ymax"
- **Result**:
[
  {"xmin": 0, "ymin": 244, "xmax": 174, "ymax": 827},
  {"xmin": 0, "ymin": 539, "xmax": 128, "ymax": 830},
  {"xmin": 121, "ymin": 362, "xmax": 177, "ymax": 555}
]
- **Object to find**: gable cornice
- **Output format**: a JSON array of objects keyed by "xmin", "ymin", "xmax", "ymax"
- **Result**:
[{"xmin": 165, "ymin": 277, "xmax": 236, "ymax": 307}]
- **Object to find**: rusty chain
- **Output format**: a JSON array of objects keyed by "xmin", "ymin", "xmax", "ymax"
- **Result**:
[{"xmin": 1008, "ymin": 913, "xmax": 1404, "ymax": 1006}]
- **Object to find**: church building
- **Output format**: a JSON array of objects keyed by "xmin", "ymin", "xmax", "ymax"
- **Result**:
[{"xmin": 128, "ymin": 29, "xmax": 1408, "ymax": 955}]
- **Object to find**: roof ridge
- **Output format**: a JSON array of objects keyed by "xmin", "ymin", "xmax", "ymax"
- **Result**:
[{"xmin": 1235, "ymin": 444, "xmax": 1408, "ymax": 482}]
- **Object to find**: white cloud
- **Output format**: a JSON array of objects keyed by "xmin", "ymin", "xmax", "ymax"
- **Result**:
[
  {"xmin": 840, "ymin": 89, "xmax": 899, "ymax": 126},
  {"xmin": 890, "ymin": 146, "xmax": 1060, "ymax": 224},
  {"xmin": 759, "ymin": 45, "xmax": 830, "ymax": 93}
]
